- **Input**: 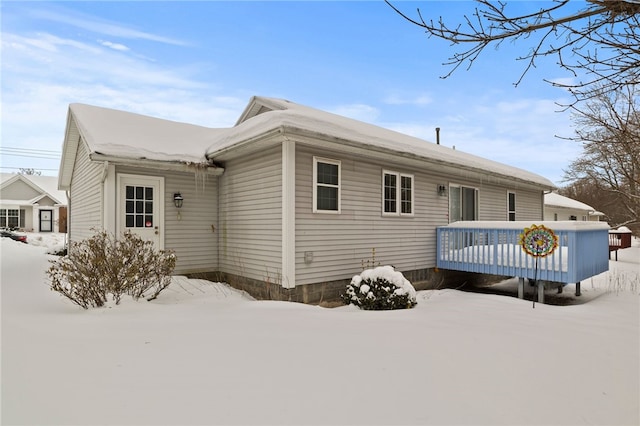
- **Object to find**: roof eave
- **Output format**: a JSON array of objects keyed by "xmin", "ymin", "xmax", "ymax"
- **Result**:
[{"xmin": 89, "ymin": 153, "xmax": 224, "ymax": 175}]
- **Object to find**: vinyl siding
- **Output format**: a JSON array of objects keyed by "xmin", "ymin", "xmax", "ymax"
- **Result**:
[
  {"xmin": 116, "ymin": 166, "xmax": 218, "ymax": 275},
  {"xmin": 69, "ymin": 141, "xmax": 103, "ymax": 242},
  {"xmin": 295, "ymin": 145, "xmax": 546, "ymax": 285},
  {"xmin": 218, "ymin": 146, "xmax": 282, "ymax": 283},
  {"xmin": 449, "ymin": 178, "xmax": 543, "ymax": 222},
  {"xmin": 511, "ymin": 188, "xmax": 544, "ymax": 221},
  {"xmin": 1, "ymin": 180, "xmax": 40, "ymax": 200},
  {"xmin": 295, "ymin": 145, "xmax": 449, "ymax": 285}
]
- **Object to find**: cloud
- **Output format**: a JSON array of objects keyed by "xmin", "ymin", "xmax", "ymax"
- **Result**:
[
  {"xmin": 99, "ymin": 40, "xmax": 130, "ymax": 52},
  {"xmin": 379, "ymin": 94, "xmax": 579, "ymax": 186},
  {"xmin": 0, "ymin": 29, "xmax": 245, "ymax": 175},
  {"xmin": 30, "ymin": 8, "xmax": 187, "ymax": 46}
]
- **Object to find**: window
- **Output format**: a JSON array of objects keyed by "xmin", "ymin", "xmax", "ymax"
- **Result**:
[
  {"xmin": 449, "ymin": 185, "xmax": 478, "ymax": 222},
  {"xmin": 313, "ymin": 157, "xmax": 340, "ymax": 213},
  {"xmin": 383, "ymin": 171, "xmax": 414, "ymax": 216},
  {"xmin": 0, "ymin": 209, "xmax": 23, "ymax": 229},
  {"xmin": 507, "ymin": 192, "xmax": 516, "ymax": 221},
  {"xmin": 125, "ymin": 185, "xmax": 154, "ymax": 228}
]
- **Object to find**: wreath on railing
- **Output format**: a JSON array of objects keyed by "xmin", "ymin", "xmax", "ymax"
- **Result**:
[
  {"xmin": 518, "ymin": 224, "xmax": 559, "ymax": 308},
  {"xmin": 519, "ymin": 224, "xmax": 558, "ymax": 258}
]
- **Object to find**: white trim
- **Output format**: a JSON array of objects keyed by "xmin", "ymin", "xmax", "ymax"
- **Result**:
[
  {"xmin": 312, "ymin": 157, "xmax": 341, "ymax": 214},
  {"xmin": 116, "ymin": 173, "xmax": 165, "ymax": 249},
  {"xmin": 449, "ymin": 183, "xmax": 479, "ymax": 221},
  {"xmin": 282, "ymin": 140, "xmax": 296, "ymax": 289},
  {"xmin": 382, "ymin": 170, "xmax": 414, "ymax": 217},
  {"xmin": 103, "ymin": 163, "xmax": 117, "ymax": 234}
]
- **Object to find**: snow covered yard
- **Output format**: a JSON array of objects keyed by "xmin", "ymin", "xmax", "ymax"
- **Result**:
[{"xmin": 1, "ymin": 233, "xmax": 638, "ymax": 426}]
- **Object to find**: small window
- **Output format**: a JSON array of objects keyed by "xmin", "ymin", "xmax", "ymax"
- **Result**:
[
  {"xmin": 313, "ymin": 157, "xmax": 340, "ymax": 213},
  {"xmin": 383, "ymin": 171, "xmax": 414, "ymax": 216},
  {"xmin": 507, "ymin": 192, "xmax": 516, "ymax": 221}
]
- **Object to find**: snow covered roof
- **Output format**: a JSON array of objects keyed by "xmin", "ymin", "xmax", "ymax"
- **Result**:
[
  {"xmin": 60, "ymin": 96, "xmax": 556, "ymax": 190},
  {"xmin": 208, "ymin": 96, "xmax": 556, "ymax": 189},
  {"xmin": 0, "ymin": 173, "xmax": 66, "ymax": 205},
  {"xmin": 544, "ymin": 192, "xmax": 596, "ymax": 212},
  {"xmin": 68, "ymin": 104, "xmax": 225, "ymax": 164}
]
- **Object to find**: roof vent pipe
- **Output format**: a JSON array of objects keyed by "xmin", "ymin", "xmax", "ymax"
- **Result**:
[{"xmin": 435, "ymin": 127, "xmax": 440, "ymax": 145}]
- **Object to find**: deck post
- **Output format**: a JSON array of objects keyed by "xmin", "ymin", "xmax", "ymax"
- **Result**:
[
  {"xmin": 537, "ymin": 282, "xmax": 545, "ymax": 304},
  {"xmin": 575, "ymin": 281, "xmax": 581, "ymax": 297},
  {"xmin": 518, "ymin": 277, "xmax": 525, "ymax": 299}
]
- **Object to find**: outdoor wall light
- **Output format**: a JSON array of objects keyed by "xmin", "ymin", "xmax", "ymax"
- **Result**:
[
  {"xmin": 437, "ymin": 184, "xmax": 447, "ymax": 197},
  {"xmin": 173, "ymin": 193, "xmax": 184, "ymax": 208}
]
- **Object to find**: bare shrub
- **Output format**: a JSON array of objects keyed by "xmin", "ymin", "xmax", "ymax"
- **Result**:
[{"xmin": 48, "ymin": 230, "xmax": 176, "ymax": 309}]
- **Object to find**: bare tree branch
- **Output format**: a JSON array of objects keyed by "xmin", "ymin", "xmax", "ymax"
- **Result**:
[{"xmin": 386, "ymin": 0, "xmax": 640, "ymax": 104}]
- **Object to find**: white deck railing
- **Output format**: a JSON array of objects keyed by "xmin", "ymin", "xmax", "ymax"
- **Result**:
[{"xmin": 436, "ymin": 221, "xmax": 610, "ymax": 284}]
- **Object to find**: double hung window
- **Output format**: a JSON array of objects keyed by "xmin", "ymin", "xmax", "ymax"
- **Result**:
[
  {"xmin": 313, "ymin": 157, "xmax": 340, "ymax": 213},
  {"xmin": 383, "ymin": 170, "xmax": 414, "ymax": 216}
]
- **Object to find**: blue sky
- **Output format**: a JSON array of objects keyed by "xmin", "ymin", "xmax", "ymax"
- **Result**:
[{"xmin": 1, "ymin": 1, "xmax": 586, "ymax": 185}]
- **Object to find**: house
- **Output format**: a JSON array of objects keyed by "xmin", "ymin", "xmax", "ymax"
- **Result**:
[
  {"xmin": 544, "ymin": 192, "xmax": 604, "ymax": 222},
  {"xmin": 0, "ymin": 173, "xmax": 67, "ymax": 232},
  {"xmin": 58, "ymin": 96, "xmax": 556, "ymax": 303}
]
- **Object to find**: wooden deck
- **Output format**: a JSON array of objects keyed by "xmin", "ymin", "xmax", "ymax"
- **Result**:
[{"xmin": 436, "ymin": 221, "xmax": 610, "ymax": 302}]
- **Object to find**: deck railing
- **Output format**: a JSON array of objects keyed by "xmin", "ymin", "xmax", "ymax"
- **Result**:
[{"xmin": 436, "ymin": 221, "xmax": 610, "ymax": 284}]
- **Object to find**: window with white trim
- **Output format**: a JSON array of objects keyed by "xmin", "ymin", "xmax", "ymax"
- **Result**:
[
  {"xmin": 383, "ymin": 170, "xmax": 414, "ymax": 216},
  {"xmin": 313, "ymin": 157, "xmax": 340, "ymax": 213},
  {"xmin": 507, "ymin": 191, "xmax": 516, "ymax": 221},
  {"xmin": 0, "ymin": 209, "xmax": 23, "ymax": 229}
]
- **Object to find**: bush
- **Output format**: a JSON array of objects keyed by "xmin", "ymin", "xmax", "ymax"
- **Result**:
[
  {"xmin": 342, "ymin": 265, "xmax": 417, "ymax": 310},
  {"xmin": 47, "ymin": 230, "xmax": 176, "ymax": 309}
]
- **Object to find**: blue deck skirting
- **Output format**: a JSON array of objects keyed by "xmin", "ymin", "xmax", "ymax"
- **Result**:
[{"xmin": 436, "ymin": 221, "xmax": 610, "ymax": 284}]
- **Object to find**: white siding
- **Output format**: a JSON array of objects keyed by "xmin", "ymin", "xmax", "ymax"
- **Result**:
[
  {"xmin": 116, "ymin": 166, "xmax": 218, "ymax": 275},
  {"xmin": 218, "ymin": 147, "xmax": 282, "ymax": 283},
  {"xmin": 295, "ymin": 145, "xmax": 449, "ymax": 285},
  {"xmin": 69, "ymin": 141, "xmax": 103, "ymax": 243}
]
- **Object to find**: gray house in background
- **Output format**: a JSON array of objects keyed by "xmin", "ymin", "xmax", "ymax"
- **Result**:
[
  {"xmin": 58, "ymin": 96, "xmax": 556, "ymax": 303},
  {"xmin": 0, "ymin": 173, "xmax": 67, "ymax": 233}
]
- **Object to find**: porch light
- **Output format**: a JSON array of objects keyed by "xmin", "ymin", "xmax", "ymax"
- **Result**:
[
  {"xmin": 173, "ymin": 193, "xmax": 184, "ymax": 208},
  {"xmin": 437, "ymin": 184, "xmax": 447, "ymax": 197}
]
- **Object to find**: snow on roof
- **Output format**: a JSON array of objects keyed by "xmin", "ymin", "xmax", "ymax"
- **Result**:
[
  {"xmin": 544, "ymin": 192, "xmax": 596, "ymax": 212},
  {"xmin": 69, "ymin": 104, "xmax": 225, "ymax": 164},
  {"xmin": 207, "ymin": 97, "xmax": 555, "ymax": 188},
  {"xmin": 67, "ymin": 97, "xmax": 555, "ymax": 188}
]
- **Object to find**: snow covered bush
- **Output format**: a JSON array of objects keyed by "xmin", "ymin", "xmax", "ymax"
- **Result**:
[
  {"xmin": 342, "ymin": 265, "xmax": 417, "ymax": 310},
  {"xmin": 47, "ymin": 230, "xmax": 176, "ymax": 309}
]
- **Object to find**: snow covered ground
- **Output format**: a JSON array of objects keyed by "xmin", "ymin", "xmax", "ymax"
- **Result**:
[{"xmin": 1, "ymin": 232, "xmax": 638, "ymax": 425}]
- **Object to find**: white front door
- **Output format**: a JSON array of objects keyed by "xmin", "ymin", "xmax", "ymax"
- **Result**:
[{"xmin": 117, "ymin": 174, "xmax": 164, "ymax": 249}]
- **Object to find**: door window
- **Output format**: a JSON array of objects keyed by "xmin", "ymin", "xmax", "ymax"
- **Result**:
[{"xmin": 125, "ymin": 185, "xmax": 154, "ymax": 228}]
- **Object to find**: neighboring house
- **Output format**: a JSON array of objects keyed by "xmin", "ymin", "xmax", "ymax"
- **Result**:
[
  {"xmin": 544, "ymin": 192, "xmax": 604, "ymax": 222},
  {"xmin": 58, "ymin": 96, "xmax": 556, "ymax": 303},
  {"xmin": 0, "ymin": 173, "xmax": 67, "ymax": 233}
]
